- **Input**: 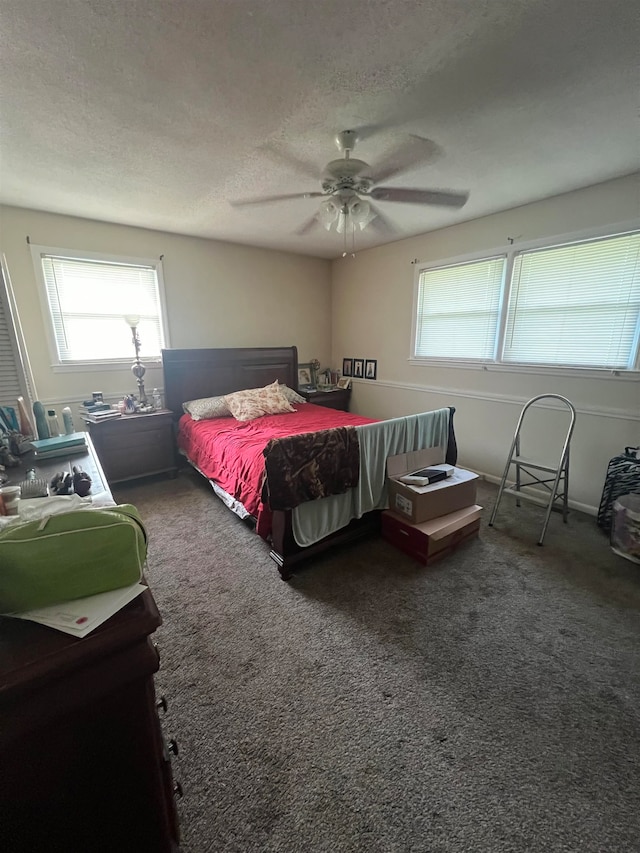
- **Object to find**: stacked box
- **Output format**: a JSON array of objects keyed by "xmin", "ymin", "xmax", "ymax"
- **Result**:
[{"xmin": 383, "ymin": 448, "xmax": 481, "ymax": 564}]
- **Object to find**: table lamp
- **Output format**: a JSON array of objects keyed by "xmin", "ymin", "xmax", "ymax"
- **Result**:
[{"xmin": 124, "ymin": 315, "xmax": 148, "ymax": 405}]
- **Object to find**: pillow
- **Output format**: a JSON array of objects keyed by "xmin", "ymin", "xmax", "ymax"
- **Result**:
[
  {"xmin": 224, "ymin": 381, "xmax": 295, "ymax": 422},
  {"xmin": 183, "ymin": 395, "xmax": 231, "ymax": 420},
  {"xmin": 277, "ymin": 382, "xmax": 307, "ymax": 404}
]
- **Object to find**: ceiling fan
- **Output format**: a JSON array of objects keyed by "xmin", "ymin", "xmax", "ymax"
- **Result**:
[{"xmin": 231, "ymin": 130, "xmax": 469, "ymax": 251}]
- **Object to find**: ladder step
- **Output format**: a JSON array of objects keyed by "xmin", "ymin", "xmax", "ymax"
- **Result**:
[
  {"xmin": 512, "ymin": 457, "xmax": 559, "ymax": 474},
  {"xmin": 502, "ymin": 487, "xmax": 560, "ymax": 508}
]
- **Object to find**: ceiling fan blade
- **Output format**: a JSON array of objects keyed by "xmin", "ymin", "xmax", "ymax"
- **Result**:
[
  {"xmin": 230, "ymin": 192, "xmax": 324, "ymax": 207},
  {"xmin": 294, "ymin": 214, "xmax": 319, "ymax": 236},
  {"xmin": 367, "ymin": 202, "xmax": 396, "ymax": 235},
  {"xmin": 260, "ymin": 143, "xmax": 321, "ymax": 181},
  {"xmin": 371, "ymin": 187, "xmax": 469, "ymax": 208},
  {"xmin": 371, "ymin": 135, "xmax": 441, "ymax": 184}
]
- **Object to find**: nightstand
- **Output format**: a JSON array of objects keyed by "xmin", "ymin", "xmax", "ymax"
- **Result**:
[
  {"xmin": 301, "ymin": 388, "xmax": 351, "ymax": 412},
  {"xmin": 82, "ymin": 409, "xmax": 177, "ymax": 483}
]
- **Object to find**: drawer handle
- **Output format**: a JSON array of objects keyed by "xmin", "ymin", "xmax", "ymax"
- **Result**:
[
  {"xmin": 168, "ymin": 738, "xmax": 179, "ymax": 756},
  {"xmin": 173, "ymin": 781, "xmax": 184, "ymax": 799},
  {"xmin": 399, "ymin": 529, "xmax": 409, "ymax": 537},
  {"xmin": 156, "ymin": 695, "xmax": 168, "ymax": 714}
]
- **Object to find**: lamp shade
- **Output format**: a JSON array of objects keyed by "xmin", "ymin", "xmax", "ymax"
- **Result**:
[
  {"xmin": 318, "ymin": 199, "xmax": 340, "ymax": 230},
  {"xmin": 124, "ymin": 314, "xmax": 141, "ymax": 328},
  {"xmin": 348, "ymin": 198, "xmax": 376, "ymax": 230}
]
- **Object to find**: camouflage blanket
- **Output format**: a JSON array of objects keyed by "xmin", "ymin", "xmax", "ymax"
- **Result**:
[{"xmin": 262, "ymin": 426, "xmax": 360, "ymax": 511}]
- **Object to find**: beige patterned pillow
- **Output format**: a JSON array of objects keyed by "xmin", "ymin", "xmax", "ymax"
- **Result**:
[
  {"xmin": 183, "ymin": 395, "xmax": 231, "ymax": 420},
  {"xmin": 277, "ymin": 382, "xmax": 307, "ymax": 404},
  {"xmin": 224, "ymin": 381, "xmax": 295, "ymax": 422}
]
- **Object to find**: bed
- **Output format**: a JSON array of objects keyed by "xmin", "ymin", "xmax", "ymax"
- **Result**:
[{"xmin": 162, "ymin": 346, "xmax": 457, "ymax": 579}]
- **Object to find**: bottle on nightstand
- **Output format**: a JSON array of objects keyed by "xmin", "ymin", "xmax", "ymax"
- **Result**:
[
  {"xmin": 47, "ymin": 409, "xmax": 61, "ymax": 437},
  {"xmin": 152, "ymin": 388, "xmax": 163, "ymax": 409}
]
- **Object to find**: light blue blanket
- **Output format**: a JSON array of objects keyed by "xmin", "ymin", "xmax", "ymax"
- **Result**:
[{"xmin": 292, "ymin": 408, "xmax": 451, "ymax": 546}]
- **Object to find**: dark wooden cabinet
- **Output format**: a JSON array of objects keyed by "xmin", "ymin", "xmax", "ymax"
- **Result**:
[
  {"xmin": 301, "ymin": 388, "xmax": 351, "ymax": 411},
  {"xmin": 0, "ymin": 590, "xmax": 180, "ymax": 853},
  {"xmin": 0, "ymin": 440, "xmax": 180, "ymax": 852},
  {"xmin": 83, "ymin": 409, "xmax": 177, "ymax": 483}
]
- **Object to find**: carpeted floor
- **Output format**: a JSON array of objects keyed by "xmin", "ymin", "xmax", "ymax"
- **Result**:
[{"xmin": 113, "ymin": 471, "xmax": 640, "ymax": 853}]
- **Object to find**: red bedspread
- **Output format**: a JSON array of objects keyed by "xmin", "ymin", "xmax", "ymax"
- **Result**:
[{"xmin": 178, "ymin": 403, "xmax": 376, "ymax": 536}]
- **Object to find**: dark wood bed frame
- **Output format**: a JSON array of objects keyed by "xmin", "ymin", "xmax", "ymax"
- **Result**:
[{"xmin": 162, "ymin": 346, "xmax": 457, "ymax": 580}]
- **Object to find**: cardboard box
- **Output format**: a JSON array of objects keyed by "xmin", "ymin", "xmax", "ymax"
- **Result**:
[
  {"xmin": 386, "ymin": 448, "xmax": 478, "ymax": 524},
  {"xmin": 381, "ymin": 505, "xmax": 483, "ymax": 565}
]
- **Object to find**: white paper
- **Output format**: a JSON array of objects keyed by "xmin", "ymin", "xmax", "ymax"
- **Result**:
[{"xmin": 6, "ymin": 582, "xmax": 147, "ymax": 638}]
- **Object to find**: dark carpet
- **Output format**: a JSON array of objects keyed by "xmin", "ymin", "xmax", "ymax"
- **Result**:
[{"xmin": 113, "ymin": 471, "xmax": 640, "ymax": 853}]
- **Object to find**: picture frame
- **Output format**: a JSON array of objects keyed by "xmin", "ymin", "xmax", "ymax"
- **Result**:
[
  {"xmin": 353, "ymin": 358, "xmax": 364, "ymax": 378},
  {"xmin": 342, "ymin": 358, "xmax": 353, "ymax": 377},
  {"xmin": 364, "ymin": 359, "xmax": 377, "ymax": 380},
  {"xmin": 337, "ymin": 377, "xmax": 352, "ymax": 390},
  {"xmin": 297, "ymin": 363, "xmax": 315, "ymax": 389}
]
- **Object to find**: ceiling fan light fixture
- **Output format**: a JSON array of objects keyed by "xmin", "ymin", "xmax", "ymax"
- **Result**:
[
  {"xmin": 318, "ymin": 198, "xmax": 340, "ymax": 230},
  {"xmin": 348, "ymin": 197, "xmax": 376, "ymax": 230},
  {"xmin": 231, "ymin": 130, "xmax": 468, "ymax": 253}
]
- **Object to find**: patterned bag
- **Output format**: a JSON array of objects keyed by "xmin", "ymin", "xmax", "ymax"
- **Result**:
[{"xmin": 597, "ymin": 447, "xmax": 640, "ymax": 532}]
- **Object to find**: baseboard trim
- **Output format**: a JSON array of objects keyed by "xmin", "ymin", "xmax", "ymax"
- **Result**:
[{"xmin": 469, "ymin": 467, "xmax": 597, "ymax": 517}]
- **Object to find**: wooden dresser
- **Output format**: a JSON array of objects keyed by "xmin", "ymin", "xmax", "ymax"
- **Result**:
[{"xmin": 0, "ymin": 440, "xmax": 180, "ymax": 852}]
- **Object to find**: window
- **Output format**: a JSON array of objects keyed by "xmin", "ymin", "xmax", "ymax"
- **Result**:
[
  {"xmin": 413, "ymin": 229, "xmax": 640, "ymax": 372},
  {"xmin": 414, "ymin": 256, "xmax": 505, "ymax": 360},
  {"xmin": 31, "ymin": 247, "xmax": 168, "ymax": 366}
]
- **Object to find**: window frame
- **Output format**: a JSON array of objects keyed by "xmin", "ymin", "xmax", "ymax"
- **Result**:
[
  {"xmin": 410, "ymin": 220, "xmax": 640, "ymax": 377},
  {"xmin": 30, "ymin": 245, "xmax": 171, "ymax": 372}
]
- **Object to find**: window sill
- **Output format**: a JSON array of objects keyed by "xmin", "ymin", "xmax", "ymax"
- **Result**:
[
  {"xmin": 51, "ymin": 358, "xmax": 162, "ymax": 374},
  {"xmin": 408, "ymin": 358, "xmax": 640, "ymax": 381}
]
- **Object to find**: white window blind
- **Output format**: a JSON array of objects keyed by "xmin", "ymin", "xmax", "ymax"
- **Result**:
[
  {"xmin": 503, "ymin": 232, "xmax": 640, "ymax": 369},
  {"xmin": 40, "ymin": 254, "xmax": 165, "ymax": 363},
  {"xmin": 415, "ymin": 256, "xmax": 505, "ymax": 360}
]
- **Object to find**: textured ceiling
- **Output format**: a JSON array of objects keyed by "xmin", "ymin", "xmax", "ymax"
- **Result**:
[{"xmin": 0, "ymin": 0, "xmax": 638, "ymax": 259}]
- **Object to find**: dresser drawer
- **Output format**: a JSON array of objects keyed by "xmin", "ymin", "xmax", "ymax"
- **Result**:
[
  {"xmin": 302, "ymin": 389, "xmax": 351, "ymax": 411},
  {"xmin": 98, "ymin": 425, "xmax": 172, "ymax": 454},
  {"xmin": 99, "ymin": 438, "xmax": 175, "ymax": 482}
]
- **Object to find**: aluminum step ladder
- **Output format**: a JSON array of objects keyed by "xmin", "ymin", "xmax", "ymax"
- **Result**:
[{"xmin": 488, "ymin": 394, "xmax": 576, "ymax": 545}]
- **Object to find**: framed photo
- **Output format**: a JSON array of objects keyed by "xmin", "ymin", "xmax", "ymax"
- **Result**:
[
  {"xmin": 337, "ymin": 377, "xmax": 352, "ymax": 390},
  {"xmin": 364, "ymin": 359, "xmax": 377, "ymax": 380},
  {"xmin": 353, "ymin": 358, "xmax": 364, "ymax": 378},
  {"xmin": 297, "ymin": 363, "xmax": 314, "ymax": 389},
  {"xmin": 342, "ymin": 358, "xmax": 353, "ymax": 377}
]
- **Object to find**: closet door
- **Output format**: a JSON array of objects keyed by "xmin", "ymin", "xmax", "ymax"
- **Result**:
[{"xmin": 0, "ymin": 257, "xmax": 32, "ymax": 410}]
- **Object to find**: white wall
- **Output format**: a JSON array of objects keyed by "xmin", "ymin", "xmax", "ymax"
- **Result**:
[
  {"xmin": 331, "ymin": 174, "xmax": 640, "ymax": 512},
  {"xmin": 0, "ymin": 205, "xmax": 331, "ymax": 411}
]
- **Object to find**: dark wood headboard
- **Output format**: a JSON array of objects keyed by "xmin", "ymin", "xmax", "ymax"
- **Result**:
[{"xmin": 162, "ymin": 346, "xmax": 299, "ymax": 416}]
